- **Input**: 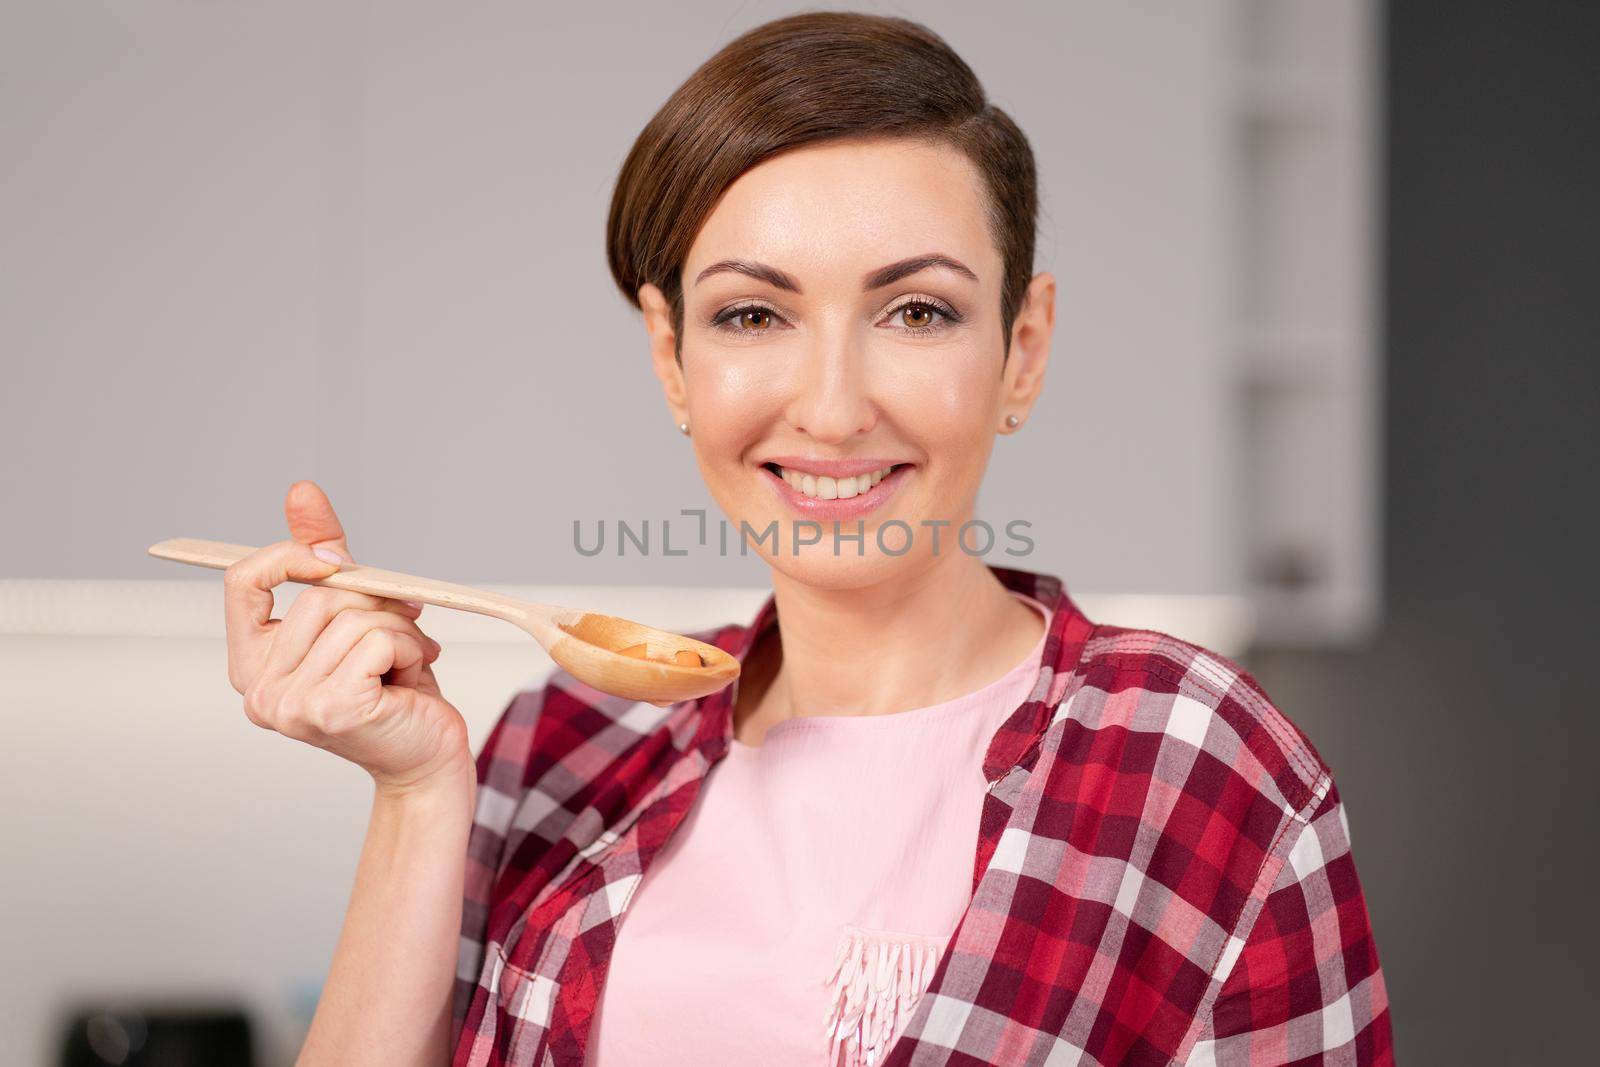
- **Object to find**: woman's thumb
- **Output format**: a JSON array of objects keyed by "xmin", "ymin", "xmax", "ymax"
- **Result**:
[{"xmin": 285, "ymin": 479, "xmax": 353, "ymax": 562}]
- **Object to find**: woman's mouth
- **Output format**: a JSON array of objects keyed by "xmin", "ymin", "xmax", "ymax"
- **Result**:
[{"xmin": 757, "ymin": 459, "xmax": 913, "ymax": 519}]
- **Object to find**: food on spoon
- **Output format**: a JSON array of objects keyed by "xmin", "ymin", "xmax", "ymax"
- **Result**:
[{"xmin": 615, "ymin": 642, "xmax": 704, "ymax": 668}]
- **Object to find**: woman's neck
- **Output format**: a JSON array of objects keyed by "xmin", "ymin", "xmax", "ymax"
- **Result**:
[{"xmin": 733, "ymin": 553, "xmax": 1045, "ymax": 743}]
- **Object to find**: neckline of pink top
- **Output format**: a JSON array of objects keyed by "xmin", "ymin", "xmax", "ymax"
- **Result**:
[{"xmin": 586, "ymin": 591, "xmax": 1052, "ymax": 1067}]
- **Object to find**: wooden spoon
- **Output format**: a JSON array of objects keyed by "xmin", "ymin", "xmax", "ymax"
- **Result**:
[{"xmin": 147, "ymin": 538, "xmax": 740, "ymax": 704}]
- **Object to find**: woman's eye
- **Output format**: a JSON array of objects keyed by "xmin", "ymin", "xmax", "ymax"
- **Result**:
[
  {"xmin": 713, "ymin": 305, "xmax": 783, "ymax": 333},
  {"xmin": 896, "ymin": 302, "xmax": 942, "ymax": 329},
  {"xmin": 713, "ymin": 299, "xmax": 958, "ymax": 335}
]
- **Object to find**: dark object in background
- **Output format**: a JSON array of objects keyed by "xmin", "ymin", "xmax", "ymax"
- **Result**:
[{"xmin": 57, "ymin": 1006, "xmax": 254, "ymax": 1067}]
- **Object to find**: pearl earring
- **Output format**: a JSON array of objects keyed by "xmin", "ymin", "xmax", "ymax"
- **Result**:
[
  {"xmin": 678, "ymin": 421, "xmax": 690, "ymax": 436},
  {"xmin": 1005, "ymin": 414, "xmax": 1020, "ymax": 429}
]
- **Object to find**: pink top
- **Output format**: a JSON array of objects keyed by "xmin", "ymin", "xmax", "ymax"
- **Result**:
[{"xmin": 586, "ymin": 592, "xmax": 1052, "ymax": 1066}]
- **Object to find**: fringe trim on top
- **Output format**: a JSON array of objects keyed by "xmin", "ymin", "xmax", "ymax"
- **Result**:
[{"xmin": 824, "ymin": 925, "xmax": 947, "ymax": 1067}]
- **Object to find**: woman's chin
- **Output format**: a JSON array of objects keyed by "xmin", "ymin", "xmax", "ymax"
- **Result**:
[
  {"xmin": 745, "ymin": 529, "xmax": 943, "ymax": 591},
  {"xmin": 766, "ymin": 553, "xmax": 886, "ymax": 590}
]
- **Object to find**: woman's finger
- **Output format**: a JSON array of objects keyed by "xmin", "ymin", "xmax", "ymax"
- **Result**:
[
  {"xmin": 325, "ymin": 628, "xmax": 430, "ymax": 719},
  {"xmin": 222, "ymin": 540, "xmax": 341, "ymax": 691},
  {"xmin": 386, "ymin": 638, "xmax": 430, "ymax": 691},
  {"xmin": 266, "ymin": 586, "xmax": 422, "ymax": 678},
  {"xmin": 297, "ymin": 608, "xmax": 440, "ymax": 683},
  {"xmin": 387, "ymin": 661, "xmax": 421, "ymax": 692},
  {"xmin": 285, "ymin": 480, "xmax": 354, "ymax": 563}
]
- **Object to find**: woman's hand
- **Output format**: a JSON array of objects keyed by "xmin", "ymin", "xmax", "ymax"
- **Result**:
[{"xmin": 222, "ymin": 480, "xmax": 471, "ymax": 794}]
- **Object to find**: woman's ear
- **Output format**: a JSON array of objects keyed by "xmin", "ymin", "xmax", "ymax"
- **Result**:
[
  {"xmin": 1000, "ymin": 271, "xmax": 1056, "ymax": 430},
  {"xmin": 639, "ymin": 282, "xmax": 689, "ymax": 420}
]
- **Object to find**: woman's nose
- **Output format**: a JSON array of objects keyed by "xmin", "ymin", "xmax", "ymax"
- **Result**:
[{"xmin": 783, "ymin": 330, "xmax": 877, "ymax": 443}]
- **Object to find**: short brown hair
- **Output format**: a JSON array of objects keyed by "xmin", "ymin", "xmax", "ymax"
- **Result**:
[{"xmin": 605, "ymin": 10, "xmax": 1039, "ymax": 360}]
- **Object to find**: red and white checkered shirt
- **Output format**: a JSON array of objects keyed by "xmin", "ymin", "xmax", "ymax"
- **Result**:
[{"xmin": 452, "ymin": 566, "xmax": 1393, "ymax": 1066}]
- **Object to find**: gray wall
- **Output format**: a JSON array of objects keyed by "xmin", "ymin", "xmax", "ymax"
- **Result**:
[
  {"xmin": 1244, "ymin": 1, "xmax": 1599, "ymax": 1061},
  {"xmin": 1, "ymin": 0, "xmax": 1242, "ymax": 594}
]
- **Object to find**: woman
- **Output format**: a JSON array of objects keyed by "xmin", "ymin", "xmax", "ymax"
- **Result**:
[{"xmin": 223, "ymin": 12, "xmax": 1393, "ymax": 1066}]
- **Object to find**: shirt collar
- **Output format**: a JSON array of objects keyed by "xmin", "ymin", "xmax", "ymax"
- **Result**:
[{"xmin": 690, "ymin": 565, "xmax": 1096, "ymax": 773}]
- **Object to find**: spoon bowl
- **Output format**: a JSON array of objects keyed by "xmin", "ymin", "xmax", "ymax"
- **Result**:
[
  {"xmin": 147, "ymin": 538, "xmax": 740, "ymax": 704},
  {"xmin": 547, "ymin": 613, "xmax": 742, "ymax": 703}
]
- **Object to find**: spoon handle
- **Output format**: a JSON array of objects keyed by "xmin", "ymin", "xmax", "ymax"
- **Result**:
[{"xmin": 147, "ymin": 537, "xmax": 539, "ymax": 628}]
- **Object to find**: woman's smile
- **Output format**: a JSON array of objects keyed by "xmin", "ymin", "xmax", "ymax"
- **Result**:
[{"xmin": 756, "ymin": 457, "xmax": 915, "ymax": 520}]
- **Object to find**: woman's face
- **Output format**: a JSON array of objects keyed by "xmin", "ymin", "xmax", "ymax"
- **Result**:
[{"xmin": 641, "ymin": 136, "xmax": 1052, "ymax": 590}]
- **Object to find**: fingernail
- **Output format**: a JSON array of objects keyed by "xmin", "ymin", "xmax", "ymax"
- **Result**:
[
  {"xmin": 402, "ymin": 600, "xmax": 424, "ymax": 610},
  {"xmin": 313, "ymin": 546, "xmax": 344, "ymax": 564}
]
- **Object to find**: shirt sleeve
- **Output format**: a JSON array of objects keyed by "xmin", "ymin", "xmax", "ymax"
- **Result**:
[{"xmin": 1185, "ymin": 779, "xmax": 1395, "ymax": 1065}]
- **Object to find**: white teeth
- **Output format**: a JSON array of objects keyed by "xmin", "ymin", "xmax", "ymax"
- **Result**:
[{"xmin": 771, "ymin": 464, "xmax": 899, "ymax": 499}]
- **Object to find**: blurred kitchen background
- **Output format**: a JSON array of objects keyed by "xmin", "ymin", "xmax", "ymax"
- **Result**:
[{"xmin": 1, "ymin": 1, "xmax": 1593, "ymax": 1063}]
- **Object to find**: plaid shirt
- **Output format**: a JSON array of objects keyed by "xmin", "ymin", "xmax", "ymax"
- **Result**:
[{"xmin": 452, "ymin": 566, "xmax": 1393, "ymax": 1066}]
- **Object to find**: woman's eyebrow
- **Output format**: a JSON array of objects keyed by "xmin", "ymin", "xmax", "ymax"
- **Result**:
[
  {"xmin": 692, "ymin": 253, "xmax": 978, "ymax": 293},
  {"xmin": 693, "ymin": 260, "xmax": 802, "ymax": 292},
  {"xmin": 862, "ymin": 253, "xmax": 979, "ymax": 290}
]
